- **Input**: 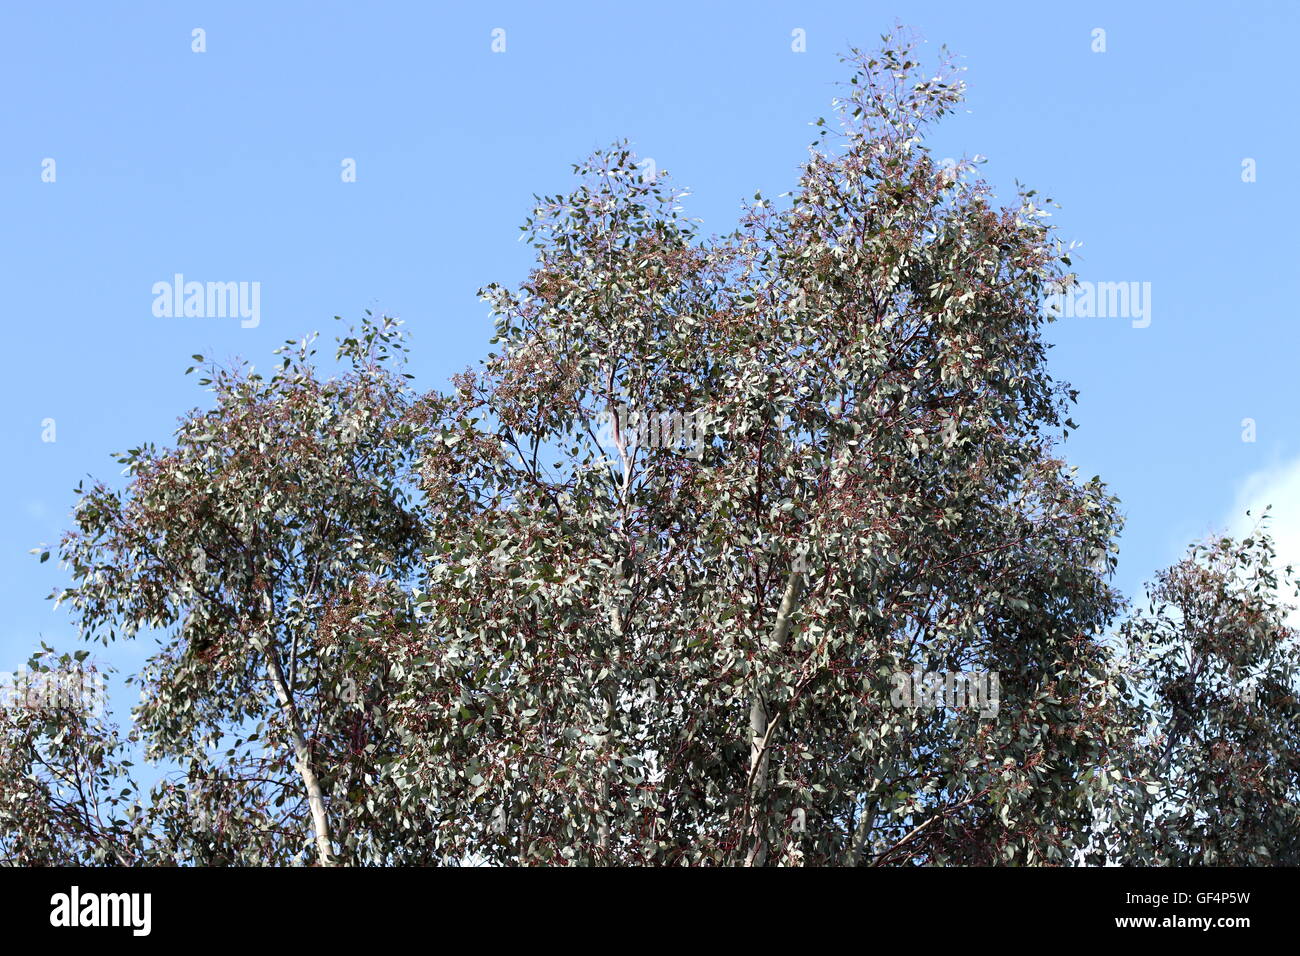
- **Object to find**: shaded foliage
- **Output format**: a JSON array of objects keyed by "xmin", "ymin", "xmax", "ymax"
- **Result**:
[{"xmin": 4, "ymin": 32, "xmax": 1295, "ymax": 867}]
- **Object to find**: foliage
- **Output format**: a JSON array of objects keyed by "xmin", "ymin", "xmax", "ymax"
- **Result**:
[
  {"xmin": 4, "ymin": 31, "xmax": 1295, "ymax": 867},
  {"xmin": 1104, "ymin": 520, "xmax": 1300, "ymax": 865}
]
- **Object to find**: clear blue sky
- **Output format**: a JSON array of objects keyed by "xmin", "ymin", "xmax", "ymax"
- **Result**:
[{"xmin": 3, "ymin": 1, "xmax": 1298, "ymax": 711}]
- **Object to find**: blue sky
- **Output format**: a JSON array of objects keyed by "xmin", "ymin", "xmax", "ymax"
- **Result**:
[{"xmin": 3, "ymin": 1, "xmax": 1298, "ymax": 713}]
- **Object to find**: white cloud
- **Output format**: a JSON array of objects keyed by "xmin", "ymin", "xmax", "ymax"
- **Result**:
[{"xmin": 1227, "ymin": 456, "xmax": 1300, "ymax": 621}]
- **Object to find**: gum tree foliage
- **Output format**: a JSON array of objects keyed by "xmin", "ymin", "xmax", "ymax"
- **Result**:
[
  {"xmin": 8, "ymin": 33, "xmax": 1264, "ymax": 866},
  {"xmin": 0, "ymin": 650, "xmax": 140, "ymax": 865},
  {"xmin": 37, "ymin": 320, "xmax": 432, "ymax": 865},
  {"xmin": 375, "ymin": 36, "xmax": 1131, "ymax": 866},
  {"xmin": 1101, "ymin": 523, "xmax": 1300, "ymax": 865}
]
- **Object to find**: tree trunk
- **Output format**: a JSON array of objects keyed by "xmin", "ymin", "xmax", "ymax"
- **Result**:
[
  {"xmin": 597, "ymin": 596, "xmax": 625, "ymax": 859},
  {"xmin": 846, "ymin": 796, "xmax": 879, "ymax": 865},
  {"xmin": 744, "ymin": 569, "xmax": 803, "ymax": 867},
  {"xmin": 260, "ymin": 636, "xmax": 335, "ymax": 866}
]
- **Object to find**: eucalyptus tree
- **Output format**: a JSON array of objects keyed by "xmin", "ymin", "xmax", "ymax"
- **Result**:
[
  {"xmin": 377, "ymin": 35, "xmax": 1134, "ymax": 866},
  {"xmin": 44, "ymin": 318, "xmax": 432, "ymax": 865},
  {"xmin": 0, "ymin": 650, "xmax": 141, "ymax": 865},
  {"xmin": 9, "ymin": 33, "xmax": 1150, "ymax": 867},
  {"xmin": 1106, "ymin": 523, "xmax": 1300, "ymax": 865}
]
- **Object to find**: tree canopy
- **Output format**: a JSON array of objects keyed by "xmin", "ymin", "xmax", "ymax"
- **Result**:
[{"xmin": 3, "ymin": 32, "xmax": 1296, "ymax": 867}]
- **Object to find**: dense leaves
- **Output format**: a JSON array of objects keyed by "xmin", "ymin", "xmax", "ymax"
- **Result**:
[
  {"xmin": 1102, "ymin": 522, "xmax": 1300, "ymax": 865},
  {"xmin": 3, "ymin": 33, "xmax": 1295, "ymax": 866}
]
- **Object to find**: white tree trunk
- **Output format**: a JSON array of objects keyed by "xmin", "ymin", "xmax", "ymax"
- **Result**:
[
  {"xmin": 745, "ymin": 570, "xmax": 803, "ymax": 867},
  {"xmin": 260, "ymin": 637, "xmax": 335, "ymax": 866}
]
